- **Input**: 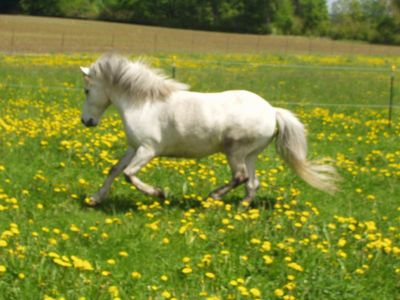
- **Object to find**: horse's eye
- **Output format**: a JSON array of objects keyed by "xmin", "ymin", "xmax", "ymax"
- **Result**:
[{"xmin": 84, "ymin": 89, "xmax": 89, "ymax": 95}]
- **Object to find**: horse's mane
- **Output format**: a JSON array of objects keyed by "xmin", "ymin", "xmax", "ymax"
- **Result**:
[{"xmin": 89, "ymin": 53, "xmax": 189, "ymax": 101}]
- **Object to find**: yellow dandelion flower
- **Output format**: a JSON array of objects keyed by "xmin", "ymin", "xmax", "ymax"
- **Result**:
[
  {"xmin": 118, "ymin": 251, "xmax": 128, "ymax": 257},
  {"xmin": 0, "ymin": 265, "xmax": 6, "ymax": 273},
  {"xmin": 337, "ymin": 238, "xmax": 346, "ymax": 247},
  {"xmin": 53, "ymin": 258, "xmax": 72, "ymax": 268},
  {"xmin": 182, "ymin": 257, "xmax": 191, "ymax": 263},
  {"xmin": 263, "ymin": 255, "xmax": 274, "ymax": 265},
  {"xmin": 131, "ymin": 271, "xmax": 142, "ymax": 279},
  {"xmin": 161, "ymin": 290, "xmax": 172, "ymax": 299},
  {"xmin": 250, "ymin": 238, "xmax": 261, "ymax": 245},
  {"xmin": 274, "ymin": 288, "xmax": 284, "ymax": 297},
  {"xmin": 261, "ymin": 241, "xmax": 272, "ymax": 252},
  {"xmin": 250, "ymin": 288, "xmax": 261, "ymax": 298},
  {"xmin": 160, "ymin": 275, "xmax": 168, "ymax": 281},
  {"xmin": 182, "ymin": 266, "xmax": 192, "ymax": 274},
  {"xmin": 229, "ymin": 280, "xmax": 238, "ymax": 286},
  {"xmin": 287, "ymin": 262, "xmax": 304, "ymax": 272},
  {"xmin": 205, "ymin": 272, "xmax": 216, "ymax": 279},
  {"xmin": 101, "ymin": 271, "xmax": 111, "ymax": 276}
]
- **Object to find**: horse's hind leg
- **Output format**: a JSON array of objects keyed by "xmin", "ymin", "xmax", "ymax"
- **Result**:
[
  {"xmin": 240, "ymin": 153, "xmax": 260, "ymax": 207},
  {"xmin": 123, "ymin": 147, "xmax": 165, "ymax": 199},
  {"xmin": 209, "ymin": 152, "xmax": 249, "ymax": 199},
  {"xmin": 87, "ymin": 148, "xmax": 136, "ymax": 206}
]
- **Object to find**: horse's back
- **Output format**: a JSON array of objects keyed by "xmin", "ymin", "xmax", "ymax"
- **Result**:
[{"xmin": 159, "ymin": 90, "xmax": 277, "ymax": 157}]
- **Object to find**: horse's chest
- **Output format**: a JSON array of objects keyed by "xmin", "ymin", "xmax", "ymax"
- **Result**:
[{"xmin": 124, "ymin": 127, "xmax": 141, "ymax": 147}]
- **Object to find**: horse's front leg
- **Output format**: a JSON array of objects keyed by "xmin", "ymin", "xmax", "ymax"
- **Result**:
[
  {"xmin": 123, "ymin": 146, "xmax": 165, "ymax": 199},
  {"xmin": 87, "ymin": 148, "xmax": 136, "ymax": 206}
]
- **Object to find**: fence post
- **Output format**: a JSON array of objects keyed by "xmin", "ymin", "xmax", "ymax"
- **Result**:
[
  {"xmin": 388, "ymin": 65, "xmax": 396, "ymax": 127},
  {"xmin": 172, "ymin": 55, "xmax": 176, "ymax": 79},
  {"xmin": 111, "ymin": 34, "xmax": 115, "ymax": 49},
  {"xmin": 153, "ymin": 33, "xmax": 158, "ymax": 53},
  {"xmin": 11, "ymin": 30, "xmax": 15, "ymax": 53},
  {"xmin": 226, "ymin": 37, "xmax": 230, "ymax": 53},
  {"xmin": 60, "ymin": 33, "xmax": 65, "ymax": 52}
]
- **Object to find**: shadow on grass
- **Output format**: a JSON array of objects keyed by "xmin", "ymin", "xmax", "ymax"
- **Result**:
[{"xmin": 79, "ymin": 193, "xmax": 277, "ymax": 215}]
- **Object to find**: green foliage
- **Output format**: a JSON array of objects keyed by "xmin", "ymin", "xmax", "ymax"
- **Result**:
[{"xmin": 331, "ymin": 0, "xmax": 400, "ymax": 44}]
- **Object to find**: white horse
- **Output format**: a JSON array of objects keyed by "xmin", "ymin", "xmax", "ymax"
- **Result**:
[{"xmin": 80, "ymin": 53, "xmax": 338, "ymax": 207}]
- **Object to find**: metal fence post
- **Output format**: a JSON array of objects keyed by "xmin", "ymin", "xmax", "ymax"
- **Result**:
[
  {"xmin": 60, "ymin": 33, "xmax": 65, "ymax": 52},
  {"xmin": 11, "ymin": 30, "xmax": 15, "ymax": 53},
  {"xmin": 388, "ymin": 65, "xmax": 396, "ymax": 127},
  {"xmin": 172, "ymin": 56, "xmax": 176, "ymax": 79}
]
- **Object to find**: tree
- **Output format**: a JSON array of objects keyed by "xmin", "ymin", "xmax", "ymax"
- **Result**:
[
  {"xmin": 0, "ymin": 0, "xmax": 22, "ymax": 13},
  {"xmin": 273, "ymin": 0, "xmax": 295, "ymax": 34},
  {"xmin": 296, "ymin": 0, "xmax": 329, "ymax": 34}
]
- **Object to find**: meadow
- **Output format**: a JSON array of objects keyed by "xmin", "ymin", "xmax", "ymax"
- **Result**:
[{"xmin": 0, "ymin": 52, "xmax": 399, "ymax": 300}]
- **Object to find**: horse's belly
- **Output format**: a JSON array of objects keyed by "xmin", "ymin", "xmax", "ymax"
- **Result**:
[{"xmin": 161, "ymin": 140, "xmax": 222, "ymax": 158}]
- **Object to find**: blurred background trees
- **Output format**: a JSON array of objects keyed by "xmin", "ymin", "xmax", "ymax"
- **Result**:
[{"xmin": 0, "ymin": 0, "xmax": 399, "ymax": 45}]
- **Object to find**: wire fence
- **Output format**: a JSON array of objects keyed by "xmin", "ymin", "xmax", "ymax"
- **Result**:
[
  {"xmin": 2, "ymin": 27, "xmax": 400, "ymax": 56},
  {"xmin": 1, "ymin": 57, "xmax": 398, "ymax": 125}
]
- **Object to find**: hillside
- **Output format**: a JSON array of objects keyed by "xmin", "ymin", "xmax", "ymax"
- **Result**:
[{"xmin": 1, "ymin": 15, "xmax": 400, "ymax": 55}]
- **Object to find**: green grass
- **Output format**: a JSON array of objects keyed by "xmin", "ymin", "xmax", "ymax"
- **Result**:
[{"xmin": 0, "ymin": 53, "xmax": 399, "ymax": 300}]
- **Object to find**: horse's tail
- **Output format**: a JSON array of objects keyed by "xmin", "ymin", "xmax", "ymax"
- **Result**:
[{"xmin": 274, "ymin": 107, "xmax": 339, "ymax": 195}]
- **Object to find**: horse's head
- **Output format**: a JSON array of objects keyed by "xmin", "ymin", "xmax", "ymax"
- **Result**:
[{"xmin": 80, "ymin": 66, "xmax": 111, "ymax": 127}]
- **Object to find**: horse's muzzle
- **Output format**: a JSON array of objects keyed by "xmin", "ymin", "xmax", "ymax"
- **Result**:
[{"xmin": 81, "ymin": 117, "xmax": 97, "ymax": 127}]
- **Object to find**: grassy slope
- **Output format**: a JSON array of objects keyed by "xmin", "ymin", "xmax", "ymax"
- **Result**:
[{"xmin": 1, "ymin": 14, "xmax": 400, "ymax": 55}]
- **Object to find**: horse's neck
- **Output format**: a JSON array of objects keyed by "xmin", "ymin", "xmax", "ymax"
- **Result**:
[{"xmin": 111, "ymin": 92, "xmax": 146, "ymax": 122}]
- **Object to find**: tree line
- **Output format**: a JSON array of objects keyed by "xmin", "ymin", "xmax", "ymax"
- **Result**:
[{"xmin": 1, "ymin": 0, "xmax": 399, "ymax": 45}]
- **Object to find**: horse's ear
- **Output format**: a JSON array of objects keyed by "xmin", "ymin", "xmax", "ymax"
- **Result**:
[{"xmin": 80, "ymin": 67, "xmax": 90, "ymax": 76}]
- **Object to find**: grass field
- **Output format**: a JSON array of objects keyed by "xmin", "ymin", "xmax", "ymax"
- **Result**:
[
  {"xmin": 0, "ymin": 52, "xmax": 399, "ymax": 300},
  {"xmin": 2, "ymin": 14, "xmax": 400, "ymax": 56}
]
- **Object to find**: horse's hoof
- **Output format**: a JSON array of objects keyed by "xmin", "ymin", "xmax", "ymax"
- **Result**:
[
  {"xmin": 124, "ymin": 173, "xmax": 132, "ymax": 184},
  {"xmin": 154, "ymin": 188, "xmax": 165, "ymax": 199}
]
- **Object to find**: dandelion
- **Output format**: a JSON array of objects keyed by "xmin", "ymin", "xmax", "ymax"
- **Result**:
[
  {"xmin": 53, "ymin": 258, "xmax": 72, "ymax": 268},
  {"xmin": 261, "ymin": 241, "xmax": 272, "ymax": 252},
  {"xmin": 161, "ymin": 291, "xmax": 172, "ymax": 299},
  {"xmin": 263, "ymin": 255, "xmax": 274, "ymax": 265},
  {"xmin": 0, "ymin": 265, "xmax": 6, "ymax": 274},
  {"xmin": 205, "ymin": 272, "xmax": 216, "ymax": 279},
  {"xmin": 182, "ymin": 266, "xmax": 192, "ymax": 274},
  {"xmin": 274, "ymin": 289, "xmax": 284, "ymax": 297},
  {"xmin": 337, "ymin": 238, "xmax": 346, "ymax": 247},
  {"xmin": 101, "ymin": 271, "xmax": 111, "ymax": 277},
  {"xmin": 131, "ymin": 271, "xmax": 141, "ymax": 279},
  {"xmin": 287, "ymin": 262, "xmax": 304, "ymax": 272},
  {"xmin": 118, "ymin": 251, "xmax": 128, "ymax": 257},
  {"xmin": 249, "ymin": 288, "xmax": 261, "ymax": 298},
  {"xmin": 160, "ymin": 275, "xmax": 168, "ymax": 281},
  {"xmin": 250, "ymin": 238, "xmax": 261, "ymax": 245},
  {"xmin": 182, "ymin": 257, "xmax": 191, "ymax": 263},
  {"xmin": 230, "ymin": 280, "xmax": 238, "ymax": 286},
  {"xmin": 220, "ymin": 250, "xmax": 230, "ymax": 256}
]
